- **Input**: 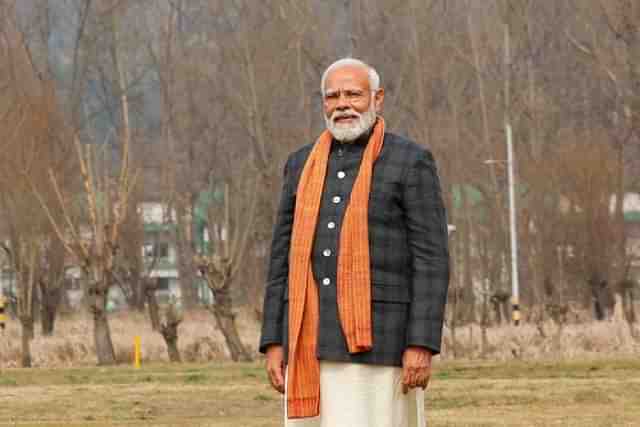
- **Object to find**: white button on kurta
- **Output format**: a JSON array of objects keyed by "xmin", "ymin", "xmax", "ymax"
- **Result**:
[
  {"xmin": 322, "ymin": 278, "xmax": 331, "ymax": 286},
  {"xmin": 284, "ymin": 361, "xmax": 425, "ymax": 427},
  {"xmin": 337, "ymin": 171, "xmax": 346, "ymax": 179},
  {"xmin": 327, "ymin": 222, "xmax": 336, "ymax": 229},
  {"xmin": 322, "ymin": 249, "xmax": 332, "ymax": 257}
]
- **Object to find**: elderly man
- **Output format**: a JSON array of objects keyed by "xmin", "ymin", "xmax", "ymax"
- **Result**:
[{"xmin": 260, "ymin": 58, "xmax": 450, "ymax": 427}]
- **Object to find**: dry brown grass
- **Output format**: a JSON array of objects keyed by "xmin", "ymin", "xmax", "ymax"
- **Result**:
[
  {"xmin": 0, "ymin": 308, "xmax": 261, "ymax": 368},
  {"xmin": 0, "ymin": 359, "xmax": 638, "ymax": 426},
  {"xmin": 441, "ymin": 320, "xmax": 640, "ymax": 361},
  {"xmin": 0, "ymin": 308, "xmax": 638, "ymax": 368}
]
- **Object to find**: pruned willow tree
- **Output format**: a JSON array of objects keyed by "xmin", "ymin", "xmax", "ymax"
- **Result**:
[
  {"xmin": 31, "ymin": 131, "xmax": 138, "ymax": 365},
  {"xmin": 27, "ymin": 2, "xmax": 140, "ymax": 363},
  {"xmin": 0, "ymin": 166, "xmax": 44, "ymax": 367},
  {"xmin": 27, "ymin": 0, "xmax": 139, "ymax": 365},
  {"xmin": 4, "ymin": 237, "xmax": 39, "ymax": 368},
  {"xmin": 115, "ymin": 191, "xmax": 184, "ymax": 363},
  {"xmin": 194, "ymin": 162, "xmax": 258, "ymax": 362},
  {"xmin": 0, "ymin": 83, "xmax": 66, "ymax": 365},
  {"xmin": 0, "ymin": 0, "xmax": 74, "ymax": 364}
]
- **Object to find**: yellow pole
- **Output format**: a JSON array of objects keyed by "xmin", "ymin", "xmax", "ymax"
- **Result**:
[
  {"xmin": 134, "ymin": 335, "xmax": 141, "ymax": 369},
  {"xmin": 0, "ymin": 295, "xmax": 6, "ymax": 332}
]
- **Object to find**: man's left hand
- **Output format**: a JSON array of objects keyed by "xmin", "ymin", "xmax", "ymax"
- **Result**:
[{"xmin": 401, "ymin": 346, "xmax": 433, "ymax": 394}]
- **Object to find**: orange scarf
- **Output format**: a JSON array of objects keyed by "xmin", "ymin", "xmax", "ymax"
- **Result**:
[{"xmin": 287, "ymin": 118, "xmax": 385, "ymax": 418}]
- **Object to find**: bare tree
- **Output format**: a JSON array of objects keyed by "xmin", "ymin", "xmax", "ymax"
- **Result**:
[
  {"xmin": 0, "ymin": 0, "xmax": 72, "ymax": 363},
  {"xmin": 194, "ymin": 166, "xmax": 258, "ymax": 362},
  {"xmin": 31, "ymin": 129, "xmax": 138, "ymax": 364},
  {"xmin": 567, "ymin": 0, "xmax": 640, "ymax": 319}
]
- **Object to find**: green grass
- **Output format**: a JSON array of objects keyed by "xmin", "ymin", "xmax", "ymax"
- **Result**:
[
  {"xmin": 0, "ymin": 358, "xmax": 639, "ymax": 426},
  {"xmin": 0, "ymin": 377, "xmax": 17, "ymax": 386}
]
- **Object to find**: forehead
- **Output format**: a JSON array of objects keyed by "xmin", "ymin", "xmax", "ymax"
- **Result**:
[{"xmin": 324, "ymin": 65, "xmax": 370, "ymax": 92}]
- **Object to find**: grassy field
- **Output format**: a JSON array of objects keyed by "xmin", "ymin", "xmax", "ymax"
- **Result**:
[{"xmin": 1, "ymin": 358, "xmax": 639, "ymax": 427}]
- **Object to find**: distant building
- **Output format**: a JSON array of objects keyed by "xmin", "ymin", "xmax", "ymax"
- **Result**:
[
  {"xmin": 0, "ymin": 201, "xmax": 185, "ymax": 311},
  {"xmin": 622, "ymin": 193, "xmax": 640, "ymax": 282},
  {"xmin": 137, "ymin": 201, "xmax": 180, "ymax": 304}
]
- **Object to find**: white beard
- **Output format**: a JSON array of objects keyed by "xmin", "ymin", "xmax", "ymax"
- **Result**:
[{"xmin": 325, "ymin": 104, "xmax": 377, "ymax": 143}]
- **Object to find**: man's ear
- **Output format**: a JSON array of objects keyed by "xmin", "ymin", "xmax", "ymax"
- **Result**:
[{"xmin": 374, "ymin": 88, "xmax": 385, "ymax": 113}]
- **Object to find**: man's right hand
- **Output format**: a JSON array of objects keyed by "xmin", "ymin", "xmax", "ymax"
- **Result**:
[{"xmin": 265, "ymin": 344, "xmax": 285, "ymax": 394}]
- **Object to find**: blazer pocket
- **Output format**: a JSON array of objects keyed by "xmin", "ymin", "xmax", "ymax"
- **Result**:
[
  {"xmin": 371, "ymin": 283, "xmax": 410, "ymax": 303},
  {"xmin": 371, "ymin": 285, "xmax": 410, "ymax": 356}
]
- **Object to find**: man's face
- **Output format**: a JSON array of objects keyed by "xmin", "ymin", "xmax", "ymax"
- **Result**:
[{"xmin": 323, "ymin": 65, "xmax": 384, "ymax": 142}]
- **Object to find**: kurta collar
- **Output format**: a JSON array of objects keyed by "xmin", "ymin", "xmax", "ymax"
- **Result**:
[{"xmin": 331, "ymin": 127, "xmax": 375, "ymax": 152}]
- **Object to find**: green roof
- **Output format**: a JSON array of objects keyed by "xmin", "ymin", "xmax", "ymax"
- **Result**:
[
  {"xmin": 451, "ymin": 184, "xmax": 484, "ymax": 209},
  {"xmin": 626, "ymin": 211, "xmax": 640, "ymax": 222},
  {"xmin": 145, "ymin": 258, "xmax": 177, "ymax": 270},
  {"xmin": 193, "ymin": 188, "xmax": 224, "ymax": 254},
  {"xmin": 143, "ymin": 223, "xmax": 176, "ymax": 232},
  {"xmin": 194, "ymin": 189, "xmax": 224, "ymax": 224}
]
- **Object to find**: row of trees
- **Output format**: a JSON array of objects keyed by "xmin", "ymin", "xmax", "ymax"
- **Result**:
[{"xmin": 0, "ymin": 0, "xmax": 638, "ymax": 366}]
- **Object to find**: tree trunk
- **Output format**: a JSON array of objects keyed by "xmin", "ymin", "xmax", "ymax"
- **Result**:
[
  {"xmin": 42, "ymin": 235, "xmax": 66, "ymax": 335},
  {"xmin": 623, "ymin": 288, "xmax": 636, "ymax": 324},
  {"xmin": 552, "ymin": 322, "xmax": 565, "ymax": 352},
  {"xmin": 40, "ymin": 301, "xmax": 56, "ymax": 336},
  {"xmin": 177, "ymin": 250, "xmax": 199, "ymax": 309},
  {"xmin": 461, "ymin": 186, "xmax": 476, "ymax": 323},
  {"xmin": 146, "ymin": 281, "xmax": 161, "ymax": 332},
  {"xmin": 131, "ymin": 275, "xmax": 146, "ymax": 311},
  {"xmin": 491, "ymin": 298, "xmax": 503, "ymax": 325},
  {"xmin": 20, "ymin": 316, "xmax": 33, "ymax": 367},
  {"xmin": 501, "ymin": 299, "xmax": 510, "ymax": 325},
  {"xmin": 613, "ymin": 146, "xmax": 626, "ymax": 285},
  {"xmin": 211, "ymin": 287, "xmax": 252, "ymax": 362},
  {"xmin": 176, "ymin": 201, "xmax": 199, "ymax": 309},
  {"xmin": 92, "ymin": 286, "xmax": 116, "ymax": 365},
  {"xmin": 591, "ymin": 276, "xmax": 613, "ymax": 321},
  {"xmin": 160, "ymin": 301, "xmax": 182, "ymax": 363},
  {"xmin": 40, "ymin": 285, "xmax": 61, "ymax": 336},
  {"xmin": 161, "ymin": 323, "xmax": 181, "ymax": 363},
  {"xmin": 623, "ymin": 287, "xmax": 639, "ymax": 340},
  {"xmin": 612, "ymin": 292, "xmax": 625, "ymax": 323},
  {"xmin": 450, "ymin": 322, "xmax": 457, "ymax": 359},
  {"xmin": 449, "ymin": 286, "xmax": 459, "ymax": 359},
  {"xmin": 165, "ymin": 334, "xmax": 181, "ymax": 363},
  {"xmin": 480, "ymin": 281, "xmax": 490, "ymax": 357},
  {"xmin": 452, "ymin": 98, "xmax": 475, "ymax": 324}
]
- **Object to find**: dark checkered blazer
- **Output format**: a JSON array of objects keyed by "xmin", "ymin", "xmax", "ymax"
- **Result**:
[{"xmin": 259, "ymin": 131, "xmax": 450, "ymax": 367}]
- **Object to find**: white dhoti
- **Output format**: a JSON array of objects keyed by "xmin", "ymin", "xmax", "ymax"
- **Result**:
[{"xmin": 284, "ymin": 361, "xmax": 425, "ymax": 427}]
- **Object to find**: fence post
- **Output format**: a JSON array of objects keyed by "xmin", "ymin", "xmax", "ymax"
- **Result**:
[{"xmin": 134, "ymin": 335, "xmax": 141, "ymax": 368}]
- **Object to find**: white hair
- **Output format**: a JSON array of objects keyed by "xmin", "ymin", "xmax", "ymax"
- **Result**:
[{"xmin": 320, "ymin": 58, "xmax": 380, "ymax": 96}]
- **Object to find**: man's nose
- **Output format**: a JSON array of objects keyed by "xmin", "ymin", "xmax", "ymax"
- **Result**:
[
  {"xmin": 336, "ymin": 96, "xmax": 350, "ymax": 110},
  {"xmin": 335, "ymin": 92, "xmax": 352, "ymax": 110}
]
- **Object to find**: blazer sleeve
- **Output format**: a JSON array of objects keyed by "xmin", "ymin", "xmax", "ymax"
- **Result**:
[
  {"xmin": 402, "ymin": 148, "xmax": 450, "ymax": 354},
  {"xmin": 259, "ymin": 155, "xmax": 295, "ymax": 353}
]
